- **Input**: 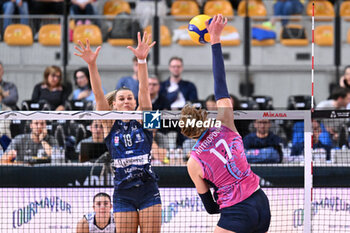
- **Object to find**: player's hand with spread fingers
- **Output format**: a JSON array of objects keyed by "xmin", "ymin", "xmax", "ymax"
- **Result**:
[
  {"xmin": 205, "ymin": 14, "xmax": 227, "ymax": 45},
  {"xmin": 74, "ymin": 39, "xmax": 102, "ymax": 65},
  {"xmin": 127, "ymin": 31, "xmax": 156, "ymax": 60}
]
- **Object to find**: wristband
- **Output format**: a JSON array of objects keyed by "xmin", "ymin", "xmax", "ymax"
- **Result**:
[{"xmin": 137, "ymin": 58, "xmax": 147, "ymax": 64}]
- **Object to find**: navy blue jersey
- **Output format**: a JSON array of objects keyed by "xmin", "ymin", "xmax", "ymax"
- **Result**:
[{"xmin": 105, "ymin": 120, "xmax": 156, "ymax": 189}]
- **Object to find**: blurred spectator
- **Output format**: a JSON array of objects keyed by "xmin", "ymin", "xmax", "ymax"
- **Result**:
[
  {"xmin": 274, "ymin": 0, "xmax": 304, "ymax": 26},
  {"xmin": 76, "ymin": 192, "xmax": 115, "ymax": 233},
  {"xmin": 1, "ymin": 0, "xmax": 29, "ymax": 33},
  {"xmin": 205, "ymin": 94, "xmax": 216, "ymax": 110},
  {"xmin": 339, "ymin": 65, "xmax": 350, "ymax": 89},
  {"xmin": 160, "ymin": 56, "xmax": 198, "ymax": 109},
  {"xmin": 243, "ymin": 119, "xmax": 283, "ymax": 163},
  {"xmin": 70, "ymin": 0, "xmax": 95, "ymax": 25},
  {"xmin": 72, "ymin": 66, "xmax": 105, "ymax": 103},
  {"xmin": 151, "ymin": 130, "xmax": 168, "ymax": 165},
  {"xmin": 230, "ymin": 94, "xmax": 251, "ymax": 138},
  {"xmin": 148, "ymin": 75, "xmax": 170, "ymax": 110},
  {"xmin": 116, "ymin": 56, "xmax": 139, "ymax": 99},
  {"xmin": 75, "ymin": 120, "xmax": 104, "ymax": 153},
  {"xmin": 291, "ymin": 120, "xmax": 332, "ymax": 161},
  {"xmin": 0, "ymin": 120, "xmax": 58, "ymax": 164},
  {"xmin": 135, "ymin": 0, "xmax": 167, "ymax": 29},
  {"xmin": 31, "ymin": 65, "xmax": 69, "ymax": 111},
  {"xmin": 0, "ymin": 62, "xmax": 19, "ymax": 109},
  {"xmin": 316, "ymin": 87, "xmax": 350, "ymax": 110},
  {"xmin": 29, "ymin": 0, "xmax": 64, "ymax": 15}
]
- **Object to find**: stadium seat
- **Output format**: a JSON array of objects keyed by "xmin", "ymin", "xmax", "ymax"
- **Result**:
[
  {"xmin": 4, "ymin": 24, "xmax": 33, "ymax": 46},
  {"xmin": 237, "ymin": 0, "xmax": 267, "ymax": 20},
  {"xmin": 280, "ymin": 24, "xmax": 308, "ymax": 46},
  {"xmin": 252, "ymin": 95, "xmax": 273, "ymax": 110},
  {"xmin": 171, "ymin": 0, "xmax": 200, "ymax": 20},
  {"xmin": 38, "ymin": 24, "xmax": 61, "ymax": 46},
  {"xmin": 306, "ymin": 0, "xmax": 334, "ymax": 21},
  {"xmin": 21, "ymin": 100, "xmax": 51, "ymax": 111},
  {"xmin": 103, "ymin": 0, "xmax": 131, "ymax": 16},
  {"xmin": 204, "ymin": 0, "xmax": 234, "ymax": 18},
  {"xmin": 220, "ymin": 25, "xmax": 240, "ymax": 46},
  {"xmin": 340, "ymin": 1, "xmax": 350, "ymax": 21},
  {"xmin": 251, "ymin": 24, "xmax": 276, "ymax": 46},
  {"xmin": 175, "ymin": 25, "xmax": 202, "ymax": 46},
  {"xmin": 73, "ymin": 25, "xmax": 102, "ymax": 46},
  {"xmin": 314, "ymin": 25, "xmax": 333, "ymax": 46},
  {"xmin": 144, "ymin": 25, "xmax": 172, "ymax": 46},
  {"xmin": 287, "ymin": 95, "xmax": 312, "ymax": 110}
]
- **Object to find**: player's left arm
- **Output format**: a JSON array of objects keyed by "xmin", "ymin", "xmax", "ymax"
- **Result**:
[
  {"xmin": 187, "ymin": 157, "xmax": 219, "ymax": 214},
  {"xmin": 127, "ymin": 32, "xmax": 156, "ymax": 111}
]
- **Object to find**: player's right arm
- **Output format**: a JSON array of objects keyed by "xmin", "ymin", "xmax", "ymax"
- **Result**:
[
  {"xmin": 76, "ymin": 218, "xmax": 89, "ymax": 233},
  {"xmin": 206, "ymin": 14, "xmax": 236, "ymax": 132}
]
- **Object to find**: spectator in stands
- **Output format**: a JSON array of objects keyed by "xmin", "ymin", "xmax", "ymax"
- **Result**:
[
  {"xmin": 75, "ymin": 120, "xmax": 104, "ymax": 154},
  {"xmin": 0, "ymin": 62, "xmax": 19, "ymax": 109},
  {"xmin": 148, "ymin": 75, "xmax": 170, "ymax": 110},
  {"xmin": 316, "ymin": 87, "xmax": 350, "ymax": 110},
  {"xmin": 29, "ymin": 0, "xmax": 64, "ymax": 15},
  {"xmin": 339, "ymin": 65, "xmax": 350, "ymax": 89},
  {"xmin": 274, "ymin": 0, "xmax": 304, "ymax": 26},
  {"xmin": 291, "ymin": 120, "xmax": 332, "ymax": 161},
  {"xmin": 205, "ymin": 94, "xmax": 216, "ymax": 110},
  {"xmin": 31, "ymin": 65, "xmax": 69, "ymax": 111},
  {"xmin": 1, "ymin": 0, "xmax": 29, "ymax": 33},
  {"xmin": 72, "ymin": 66, "xmax": 105, "ymax": 103},
  {"xmin": 0, "ymin": 120, "xmax": 58, "ymax": 164},
  {"xmin": 116, "ymin": 56, "xmax": 139, "ymax": 99},
  {"xmin": 70, "ymin": 0, "xmax": 95, "ymax": 25},
  {"xmin": 160, "ymin": 56, "xmax": 198, "ymax": 109},
  {"xmin": 243, "ymin": 119, "xmax": 283, "ymax": 163},
  {"xmin": 76, "ymin": 192, "xmax": 115, "ymax": 233}
]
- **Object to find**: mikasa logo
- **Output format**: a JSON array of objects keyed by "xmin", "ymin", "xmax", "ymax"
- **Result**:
[{"xmin": 263, "ymin": 112, "xmax": 287, "ymax": 118}]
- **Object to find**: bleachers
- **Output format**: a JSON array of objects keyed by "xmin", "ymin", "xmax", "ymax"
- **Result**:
[{"xmin": 0, "ymin": 1, "xmax": 348, "ymax": 109}]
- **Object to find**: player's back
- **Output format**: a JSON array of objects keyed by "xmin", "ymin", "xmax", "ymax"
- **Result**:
[{"xmin": 191, "ymin": 125, "xmax": 260, "ymax": 208}]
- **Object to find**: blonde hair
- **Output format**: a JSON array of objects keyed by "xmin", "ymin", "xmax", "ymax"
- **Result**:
[
  {"xmin": 104, "ymin": 90, "xmax": 117, "ymax": 110},
  {"xmin": 180, "ymin": 104, "xmax": 208, "ymax": 139}
]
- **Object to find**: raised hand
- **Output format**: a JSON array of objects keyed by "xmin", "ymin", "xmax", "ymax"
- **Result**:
[
  {"xmin": 127, "ymin": 32, "xmax": 156, "ymax": 60},
  {"xmin": 74, "ymin": 39, "xmax": 101, "ymax": 65},
  {"xmin": 205, "ymin": 14, "xmax": 227, "ymax": 45}
]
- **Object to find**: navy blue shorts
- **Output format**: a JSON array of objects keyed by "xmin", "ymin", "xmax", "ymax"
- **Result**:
[
  {"xmin": 113, "ymin": 179, "xmax": 161, "ymax": 213},
  {"xmin": 218, "ymin": 189, "xmax": 271, "ymax": 233}
]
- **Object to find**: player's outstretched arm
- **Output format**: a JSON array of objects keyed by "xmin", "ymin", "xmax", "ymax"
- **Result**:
[
  {"xmin": 206, "ymin": 14, "xmax": 236, "ymax": 132},
  {"xmin": 127, "ymin": 32, "xmax": 156, "ymax": 111},
  {"xmin": 74, "ymin": 39, "xmax": 109, "ymax": 111}
]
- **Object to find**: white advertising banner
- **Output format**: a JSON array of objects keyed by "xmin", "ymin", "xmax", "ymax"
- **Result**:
[{"xmin": 1, "ymin": 188, "xmax": 350, "ymax": 233}]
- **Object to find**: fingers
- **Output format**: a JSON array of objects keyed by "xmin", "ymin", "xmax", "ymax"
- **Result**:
[
  {"xmin": 86, "ymin": 38, "xmax": 90, "ymax": 50},
  {"xmin": 137, "ymin": 31, "xmax": 141, "ymax": 45},
  {"xmin": 95, "ymin": 46, "xmax": 101, "ymax": 56},
  {"xmin": 73, "ymin": 52, "xmax": 82, "ymax": 57},
  {"xmin": 127, "ymin": 45, "xmax": 136, "ymax": 53},
  {"xmin": 74, "ymin": 45, "xmax": 83, "ymax": 54},
  {"xmin": 149, "ymin": 41, "xmax": 156, "ymax": 49},
  {"xmin": 78, "ymin": 40, "xmax": 85, "ymax": 50}
]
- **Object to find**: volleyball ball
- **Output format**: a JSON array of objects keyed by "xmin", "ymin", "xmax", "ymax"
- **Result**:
[{"xmin": 188, "ymin": 14, "xmax": 212, "ymax": 45}]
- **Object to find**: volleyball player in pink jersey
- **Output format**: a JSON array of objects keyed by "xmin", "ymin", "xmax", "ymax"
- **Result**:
[{"xmin": 180, "ymin": 14, "xmax": 271, "ymax": 233}]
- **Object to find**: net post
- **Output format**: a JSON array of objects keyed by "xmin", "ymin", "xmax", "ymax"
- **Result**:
[{"xmin": 304, "ymin": 110, "xmax": 312, "ymax": 233}]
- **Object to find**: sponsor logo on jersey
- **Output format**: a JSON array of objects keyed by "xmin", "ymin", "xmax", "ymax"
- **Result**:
[{"xmin": 114, "ymin": 136, "xmax": 119, "ymax": 146}]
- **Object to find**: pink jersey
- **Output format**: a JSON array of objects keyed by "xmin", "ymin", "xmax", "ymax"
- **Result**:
[{"xmin": 190, "ymin": 125, "xmax": 260, "ymax": 209}]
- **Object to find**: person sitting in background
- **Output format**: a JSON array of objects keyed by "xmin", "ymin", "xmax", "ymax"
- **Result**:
[
  {"xmin": 1, "ymin": 0, "xmax": 29, "ymax": 34},
  {"xmin": 29, "ymin": 0, "xmax": 64, "ymax": 15},
  {"xmin": 291, "ymin": 120, "xmax": 332, "ymax": 161},
  {"xmin": 31, "ymin": 65, "xmax": 70, "ymax": 111},
  {"xmin": 76, "ymin": 192, "xmax": 116, "ymax": 233},
  {"xmin": 205, "ymin": 94, "xmax": 216, "ymax": 110},
  {"xmin": 148, "ymin": 75, "xmax": 170, "ymax": 110},
  {"xmin": 72, "ymin": 67, "xmax": 106, "ymax": 103},
  {"xmin": 75, "ymin": 120, "xmax": 104, "ymax": 154},
  {"xmin": 274, "ymin": 0, "xmax": 304, "ymax": 26},
  {"xmin": 70, "ymin": 0, "xmax": 95, "ymax": 25},
  {"xmin": 339, "ymin": 65, "xmax": 350, "ymax": 89},
  {"xmin": 160, "ymin": 56, "xmax": 198, "ymax": 110},
  {"xmin": 316, "ymin": 87, "xmax": 350, "ymax": 110},
  {"xmin": 0, "ymin": 61, "xmax": 19, "ymax": 109},
  {"xmin": 243, "ymin": 119, "xmax": 283, "ymax": 163},
  {"xmin": 0, "ymin": 120, "xmax": 58, "ymax": 164},
  {"xmin": 116, "ymin": 56, "xmax": 139, "ymax": 100}
]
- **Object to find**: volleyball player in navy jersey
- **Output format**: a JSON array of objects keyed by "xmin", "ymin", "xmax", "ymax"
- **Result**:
[{"xmin": 74, "ymin": 32, "xmax": 161, "ymax": 233}]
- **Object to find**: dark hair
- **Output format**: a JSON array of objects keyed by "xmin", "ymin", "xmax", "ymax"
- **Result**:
[
  {"xmin": 168, "ymin": 56, "xmax": 183, "ymax": 65},
  {"xmin": 205, "ymin": 94, "xmax": 215, "ymax": 103},
  {"xmin": 330, "ymin": 87, "xmax": 350, "ymax": 100},
  {"xmin": 230, "ymin": 94, "xmax": 241, "ymax": 110},
  {"xmin": 93, "ymin": 192, "xmax": 111, "ymax": 203},
  {"xmin": 43, "ymin": 65, "xmax": 62, "ymax": 87},
  {"xmin": 73, "ymin": 67, "xmax": 91, "ymax": 89}
]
